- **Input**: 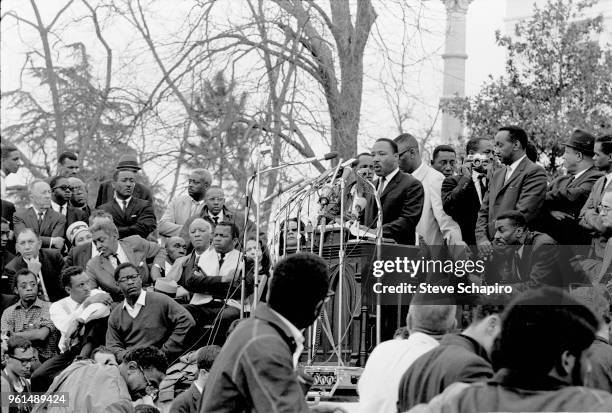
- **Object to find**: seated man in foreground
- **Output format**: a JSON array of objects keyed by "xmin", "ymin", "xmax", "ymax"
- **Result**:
[
  {"xmin": 199, "ymin": 252, "xmax": 338, "ymax": 413},
  {"xmin": 106, "ymin": 262, "xmax": 195, "ymax": 363}
]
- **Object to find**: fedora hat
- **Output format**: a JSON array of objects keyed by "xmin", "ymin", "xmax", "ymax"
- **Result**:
[
  {"xmin": 116, "ymin": 154, "xmax": 141, "ymax": 171},
  {"xmin": 563, "ymin": 129, "xmax": 595, "ymax": 156}
]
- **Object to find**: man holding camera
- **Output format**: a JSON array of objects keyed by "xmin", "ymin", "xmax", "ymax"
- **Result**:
[{"xmin": 442, "ymin": 137, "xmax": 496, "ymax": 249}]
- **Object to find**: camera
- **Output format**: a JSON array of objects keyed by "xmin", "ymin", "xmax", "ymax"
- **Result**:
[{"xmin": 466, "ymin": 153, "xmax": 488, "ymax": 168}]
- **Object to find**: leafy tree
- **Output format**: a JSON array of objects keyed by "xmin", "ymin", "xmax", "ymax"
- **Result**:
[{"xmin": 443, "ymin": 0, "xmax": 612, "ymax": 172}]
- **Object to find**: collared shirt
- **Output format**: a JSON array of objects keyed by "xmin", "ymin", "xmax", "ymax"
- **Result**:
[
  {"xmin": 114, "ymin": 192, "xmax": 132, "ymax": 210},
  {"xmin": 190, "ymin": 198, "xmax": 205, "ymax": 216},
  {"xmin": 190, "ymin": 249, "xmax": 243, "ymax": 309},
  {"xmin": 269, "ymin": 307, "xmax": 304, "ymax": 368},
  {"xmin": 194, "ymin": 381, "xmax": 203, "ymax": 394},
  {"xmin": 505, "ymin": 154, "xmax": 527, "ymax": 182},
  {"xmin": 109, "ymin": 243, "xmax": 129, "ymax": 269},
  {"xmin": 50, "ymin": 200, "xmax": 67, "ymax": 216},
  {"xmin": 123, "ymin": 290, "xmax": 146, "ymax": 318},
  {"xmin": 30, "ymin": 205, "xmax": 46, "ymax": 221},
  {"xmin": 472, "ymin": 170, "xmax": 487, "ymax": 204},
  {"xmin": 0, "ymin": 298, "xmax": 57, "ymax": 360},
  {"xmin": 377, "ymin": 168, "xmax": 400, "ymax": 193},
  {"xmin": 49, "ymin": 289, "xmax": 110, "ymax": 352},
  {"xmin": 573, "ymin": 167, "xmax": 589, "ymax": 181},
  {"xmin": 604, "ymin": 172, "xmax": 612, "ymax": 189},
  {"xmin": 209, "ymin": 210, "xmax": 224, "ymax": 223}
]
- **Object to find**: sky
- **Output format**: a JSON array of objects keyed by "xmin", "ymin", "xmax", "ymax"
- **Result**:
[{"xmin": 1, "ymin": 0, "xmax": 610, "ymax": 196}]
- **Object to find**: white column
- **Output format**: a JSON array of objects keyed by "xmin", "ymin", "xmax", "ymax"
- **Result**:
[{"xmin": 440, "ymin": 0, "xmax": 473, "ymax": 144}]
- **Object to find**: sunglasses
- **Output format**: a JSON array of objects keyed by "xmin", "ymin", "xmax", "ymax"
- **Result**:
[
  {"xmin": 53, "ymin": 185, "xmax": 72, "ymax": 191},
  {"xmin": 137, "ymin": 365, "xmax": 159, "ymax": 401}
]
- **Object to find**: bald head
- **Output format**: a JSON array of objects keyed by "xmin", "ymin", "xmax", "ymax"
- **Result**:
[
  {"xmin": 406, "ymin": 304, "xmax": 457, "ymax": 335},
  {"xmin": 394, "ymin": 133, "xmax": 421, "ymax": 173}
]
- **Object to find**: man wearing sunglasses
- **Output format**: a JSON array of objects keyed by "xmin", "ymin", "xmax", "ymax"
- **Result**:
[
  {"xmin": 33, "ymin": 346, "xmax": 167, "ymax": 412},
  {"xmin": 1, "ymin": 336, "xmax": 34, "ymax": 412},
  {"xmin": 49, "ymin": 175, "xmax": 87, "ymax": 247}
]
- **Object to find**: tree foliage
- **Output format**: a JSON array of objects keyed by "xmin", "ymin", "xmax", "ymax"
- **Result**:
[{"xmin": 443, "ymin": 0, "xmax": 612, "ymax": 171}]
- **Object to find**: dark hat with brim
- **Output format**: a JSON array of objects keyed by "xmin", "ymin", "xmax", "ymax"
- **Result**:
[
  {"xmin": 563, "ymin": 129, "xmax": 595, "ymax": 156},
  {"xmin": 116, "ymin": 154, "xmax": 141, "ymax": 171}
]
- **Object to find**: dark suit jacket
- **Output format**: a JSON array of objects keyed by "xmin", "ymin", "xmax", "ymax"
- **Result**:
[
  {"xmin": 200, "ymin": 304, "xmax": 311, "ymax": 413},
  {"xmin": 579, "ymin": 176, "xmax": 612, "ymax": 258},
  {"xmin": 1, "ymin": 199, "xmax": 16, "ymax": 227},
  {"xmin": 99, "ymin": 197, "xmax": 156, "ymax": 239},
  {"xmin": 64, "ymin": 242, "xmax": 92, "ymax": 269},
  {"xmin": 13, "ymin": 207, "xmax": 66, "ymax": 249},
  {"xmin": 397, "ymin": 334, "xmax": 493, "ymax": 411},
  {"xmin": 364, "ymin": 171, "xmax": 424, "ymax": 245},
  {"xmin": 64, "ymin": 204, "xmax": 88, "ymax": 231},
  {"xmin": 3, "ymin": 248, "xmax": 67, "ymax": 301},
  {"xmin": 442, "ymin": 175, "xmax": 483, "ymax": 246},
  {"xmin": 95, "ymin": 181, "xmax": 152, "ymax": 208},
  {"xmin": 70, "ymin": 202, "xmax": 91, "ymax": 222},
  {"xmin": 476, "ymin": 157, "xmax": 547, "ymax": 241},
  {"xmin": 544, "ymin": 166, "xmax": 603, "ymax": 245},
  {"xmin": 169, "ymin": 382, "xmax": 201, "ymax": 413}
]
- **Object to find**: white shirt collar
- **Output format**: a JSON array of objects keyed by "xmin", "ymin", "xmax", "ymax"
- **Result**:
[
  {"xmin": 571, "ymin": 167, "xmax": 589, "ymax": 180},
  {"xmin": 508, "ymin": 154, "xmax": 527, "ymax": 173},
  {"xmin": 194, "ymin": 381, "xmax": 203, "ymax": 394},
  {"xmin": 123, "ymin": 290, "xmax": 146, "ymax": 310},
  {"xmin": 114, "ymin": 192, "xmax": 132, "ymax": 207},
  {"xmin": 30, "ymin": 205, "xmax": 46, "ymax": 217},
  {"xmin": 377, "ymin": 167, "xmax": 400, "ymax": 188},
  {"xmin": 51, "ymin": 200, "xmax": 67, "ymax": 215},
  {"xmin": 605, "ymin": 171, "xmax": 612, "ymax": 183},
  {"xmin": 269, "ymin": 307, "xmax": 304, "ymax": 368}
]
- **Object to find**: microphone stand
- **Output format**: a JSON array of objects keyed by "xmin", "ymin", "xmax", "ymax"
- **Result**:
[{"xmin": 361, "ymin": 176, "xmax": 383, "ymax": 345}]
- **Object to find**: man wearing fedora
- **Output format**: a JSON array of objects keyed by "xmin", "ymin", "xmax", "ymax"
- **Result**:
[
  {"xmin": 544, "ymin": 129, "xmax": 603, "ymax": 248},
  {"xmin": 95, "ymin": 155, "xmax": 153, "ymax": 208}
]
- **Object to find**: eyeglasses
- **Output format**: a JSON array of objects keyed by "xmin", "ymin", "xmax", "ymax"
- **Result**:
[
  {"xmin": 53, "ymin": 186, "xmax": 72, "ymax": 191},
  {"xmin": 117, "ymin": 273, "xmax": 140, "ymax": 283},
  {"xmin": 137, "ymin": 365, "xmax": 159, "ymax": 401},
  {"xmin": 398, "ymin": 147, "xmax": 415, "ymax": 158},
  {"xmin": 10, "ymin": 355, "xmax": 35, "ymax": 365},
  {"xmin": 207, "ymin": 197, "xmax": 225, "ymax": 202}
]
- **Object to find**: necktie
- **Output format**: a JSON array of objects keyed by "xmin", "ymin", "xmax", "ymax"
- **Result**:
[
  {"xmin": 513, "ymin": 250, "xmax": 522, "ymax": 280},
  {"xmin": 59, "ymin": 205, "xmax": 65, "ymax": 215},
  {"xmin": 37, "ymin": 211, "xmax": 44, "ymax": 228},
  {"xmin": 567, "ymin": 175, "xmax": 575, "ymax": 186},
  {"xmin": 504, "ymin": 167, "xmax": 512, "ymax": 184},
  {"xmin": 602, "ymin": 177, "xmax": 609, "ymax": 196},
  {"xmin": 478, "ymin": 174, "xmax": 487, "ymax": 196},
  {"xmin": 218, "ymin": 252, "xmax": 226, "ymax": 268},
  {"xmin": 111, "ymin": 253, "xmax": 122, "ymax": 268},
  {"xmin": 122, "ymin": 200, "xmax": 128, "ymax": 212},
  {"xmin": 377, "ymin": 177, "xmax": 386, "ymax": 197},
  {"xmin": 212, "ymin": 216, "xmax": 219, "ymax": 225}
]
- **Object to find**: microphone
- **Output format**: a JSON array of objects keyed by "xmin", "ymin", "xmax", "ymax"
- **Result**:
[
  {"xmin": 262, "ymin": 178, "xmax": 305, "ymax": 203},
  {"xmin": 301, "ymin": 151, "xmax": 338, "ymax": 163},
  {"xmin": 340, "ymin": 158, "xmax": 356, "ymax": 167}
]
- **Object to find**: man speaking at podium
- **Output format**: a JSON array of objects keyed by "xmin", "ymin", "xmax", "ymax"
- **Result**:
[{"xmin": 364, "ymin": 138, "xmax": 424, "ymax": 245}]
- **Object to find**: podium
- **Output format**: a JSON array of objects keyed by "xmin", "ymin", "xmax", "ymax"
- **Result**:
[{"xmin": 287, "ymin": 238, "xmax": 421, "ymax": 366}]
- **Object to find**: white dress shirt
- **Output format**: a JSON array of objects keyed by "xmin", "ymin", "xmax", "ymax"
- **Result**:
[
  {"xmin": 376, "ymin": 168, "xmax": 400, "ymax": 193},
  {"xmin": 109, "ymin": 243, "xmax": 129, "ymax": 269},
  {"xmin": 114, "ymin": 193, "xmax": 132, "ymax": 210},
  {"xmin": 269, "ymin": 307, "xmax": 304, "ymax": 368},
  {"xmin": 50, "ymin": 289, "xmax": 110, "ymax": 352},
  {"xmin": 209, "ymin": 210, "xmax": 224, "ymax": 223},
  {"xmin": 358, "ymin": 332, "xmax": 440, "ymax": 413},
  {"xmin": 472, "ymin": 170, "xmax": 487, "ymax": 204},
  {"xmin": 505, "ymin": 154, "xmax": 527, "ymax": 183},
  {"xmin": 123, "ymin": 290, "xmax": 147, "ymax": 318},
  {"xmin": 190, "ymin": 248, "xmax": 243, "ymax": 310},
  {"xmin": 412, "ymin": 163, "xmax": 464, "ymax": 246},
  {"xmin": 51, "ymin": 200, "xmax": 68, "ymax": 216}
]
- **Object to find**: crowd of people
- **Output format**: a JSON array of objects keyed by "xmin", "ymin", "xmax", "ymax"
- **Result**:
[{"xmin": 0, "ymin": 123, "xmax": 611, "ymax": 413}]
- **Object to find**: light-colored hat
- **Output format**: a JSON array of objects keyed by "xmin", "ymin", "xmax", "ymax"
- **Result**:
[
  {"xmin": 154, "ymin": 278, "xmax": 178, "ymax": 297},
  {"xmin": 66, "ymin": 221, "xmax": 89, "ymax": 245}
]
